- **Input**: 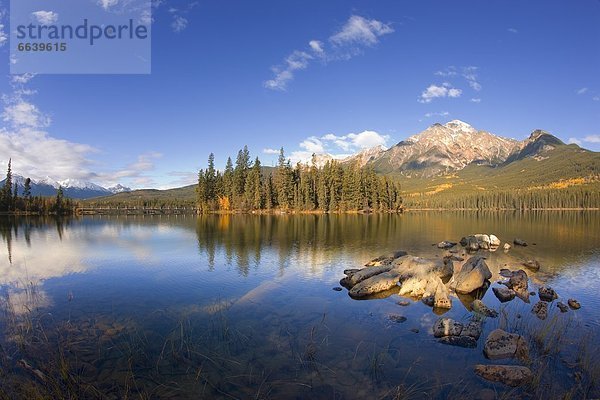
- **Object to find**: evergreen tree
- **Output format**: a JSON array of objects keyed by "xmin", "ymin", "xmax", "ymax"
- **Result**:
[
  {"xmin": 1, "ymin": 159, "xmax": 13, "ymax": 211},
  {"xmin": 245, "ymin": 157, "xmax": 263, "ymax": 210}
]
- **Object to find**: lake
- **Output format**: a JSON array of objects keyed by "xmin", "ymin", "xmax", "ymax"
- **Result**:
[{"xmin": 1, "ymin": 212, "xmax": 599, "ymax": 399}]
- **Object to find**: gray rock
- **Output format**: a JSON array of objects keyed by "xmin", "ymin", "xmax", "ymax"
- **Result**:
[
  {"xmin": 460, "ymin": 235, "xmax": 481, "ymax": 251},
  {"xmin": 462, "ymin": 321, "xmax": 483, "ymax": 339},
  {"xmin": 343, "ymin": 268, "xmax": 361, "ymax": 276},
  {"xmin": 349, "ymin": 271, "xmax": 400, "ymax": 298},
  {"xmin": 504, "ymin": 269, "xmax": 529, "ymax": 302},
  {"xmin": 472, "ymin": 299, "xmax": 498, "ymax": 318},
  {"xmin": 532, "ymin": 301, "xmax": 548, "ymax": 320},
  {"xmin": 392, "ymin": 256, "xmax": 453, "ymax": 280},
  {"xmin": 433, "ymin": 318, "xmax": 463, "ymax": 338},
  {"xmin": 483, "ymin": 329, "xmax": 529, "ymax": 362},
  {"xmin": 397, "ymin": 300, "xmax": 410, "ymax": 306},
  {"xmin": 568, "ymin": 299, "xmax": 581, "ymax": 310},
  {"xmin": 538, "ymin": 286, "xmax": 558, "ymax": 302},
  {"xmin": 439, "ymin": 336, "xmax": 477, "ymax": 348},
  {"xmin": 474, "ymin": 365, "xmax": 533, "ymax": 387},
  {"xmin": 365, "ymin": 250, "xmax": 408, "ymax": 266},
  {"xmin": 557, "ymin": 302, "xmax": 569, "ymax": 313},
  {"xmin": 450, "ymin": 256, "xmax": 492, "ymax": 294},
  {"xmin": 332, "ymin": 287, "xmax": 343, "ymax": 291},
  {"xmin": 388, "ymin": 314, "xmax": 407, "ymax": 323},
  {"xmin": 437, "ymin": 241, "xmax": 457, "ymax": 249},
  {"xmin": 522, "ymin": 259, "xmax": 541, "ymax": 271},
  {"xmin": 493, "ymin": 286, "xmax": 516, "ymax": 302},
  {"xmin": 513, "ymin": 238, "xmax": 528, "ymax": 246},
  {"xmin": 499, "ymin": 268, "xmax": 513, "ymax": 278},
  {"xmin": 346, "ymin": 265, "xmax": 393, "ymax": 287}
]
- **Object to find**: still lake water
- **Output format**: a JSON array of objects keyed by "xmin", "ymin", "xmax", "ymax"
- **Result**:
[{"xmin": 1, "ymin": 212, "xmax": 599, "ymax": 399}]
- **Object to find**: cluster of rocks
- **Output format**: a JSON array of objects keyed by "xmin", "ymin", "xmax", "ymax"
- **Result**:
[{"xmin": 475, "ymin": 329, "xmax": 532, "ymax": 387}]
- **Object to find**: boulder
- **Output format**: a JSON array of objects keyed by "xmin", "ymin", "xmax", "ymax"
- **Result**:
[
  {"xmin": 460, "ymin": 235, "xmax": 481, "ymax": 251},
  {"xmin": 349, "ymin": 271, "xmax": 400, "ymax": 298},
  {"xmin": 343, "ymin": 268, "xmax": 361, "ymax": 276},
  {"xmin": 489, "ymin": 235, "xmax": 501, "ymax": 247},
  {"xmin": 365, "ymin": 250, "xmax": 408, "ymax": 266},
  {"xmin": 462, "ymin": 321, "xmax": 483, "ymax": 339},
  {"xmin": 538, "ymin": 286, "xmax": 558, "ymax": 302},
  {"xmin": 568, "ymin": 299, "xmax": 581, "ymax": 310},
  {"xmin": 433, "ymin": 318, "xmax": 463, "ymax": 338},
  {"xmin": 392, "ymin": 256, "xmax": 453, "ymax": 280},
  {"xmin": 399, "ymin": 276, "xmax": 428, "ymax": 297},
  {"xmin": 483, "ymin": 329, "xmax": 529, "ymax": 362},
  {"xmin": 513, "ymin": 238, "xmax": 528, "ymax": 246},
  {"xmin": 388, "ymin": 314, "xmax": 407, "ymax": 323},
  {"xmin": 472, "ymin": 299, "xmax": 498, "ymax": 318},
  {"xmin": 437, "ymin": 241, "xmax": 457, "ymax": 249},
  {"xmin": 504, "ymin": 269, "xmax": 529, "ymax": 302},
  {"xmin": 449, "ymin": 256, "xmax": 492, "ymax": 294},
  {"xmin": 522, "ymin": 259, "xmax": 541, "ymax": 271},
  {"xmin": 503, "ymin": 243, "xmax": 511, "ymax": 251},
  {"xmin": 439, "ymin": 336, "xmax": 477, "ymax": 348},
  {"xmin": 345, "ymin": 265, "xmax": 393, "ymax": 287},
  {"xmin": 474, "ymin": 234, "xmax": 491, "ymax": 250},
  {"xmin": 499, "ymin": 269, "xmax": 513, "ymax": 278},
  {"xmin": 532, "ymin": 301, "xmax": 548, "ymax": 320},
  {"xmin": 433, "ymin": 279, "xmax": 452, "ymax": 309},
  {"xmin": 493, "ymin": 286, "xmax": 516, "ymax": 302},
  {"xmin": 557, "ymin": 302, "xmax": 569, "ymax": 313},
  {"xmin": 474, "ymin": 365, "xmax": 533, "ymax": 387}
]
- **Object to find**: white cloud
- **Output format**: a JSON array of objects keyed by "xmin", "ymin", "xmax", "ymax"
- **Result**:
[
  {"xmin": 172, "ymin": 15, "xmax": 188, "ymax": 32},
  {"xmin": 434, "ymin": 67, "xmax": 457, "ymax": 77},
  {"xmin": 98, "ymin": 0, "xmax": 119, "ymax": 10},
  {"xmin": 262, "ymin": 148, "xmax": 280, "ymax": 155},
  {"xmin": 508, "ymin": 28, "xmax": 518, "ymax": 34},
  {"xmin": 264, "ymin": 15, "xmax": 393, "ymax": 91},
  {"xmin": 309, "ymin": 40, "xmax": 324, "ymax": 54},
  {"xmin": 577, "ymin": 87, "xmax": 589, "ymax": 95},
  {"xmin": 462, "ymin": 66, "xmax": 481, "ymax": 91},
  {"xmin": 583, "ymin": 135, "xmax": 600, "ymax": 143},
  {"xmin": 329, "ymin": 15, "xmax": 394, "ymax": 47},
  {"xmin": 32, "ymin": 11, "xmax": 58, "ymax": 25},
  {"xmin": 568, "ymin": 138, "xmax": 582, "ymax": 145},
  {"xmin": 424, "ymin": 111, "xmax": 449, "ymax": 118},
  {"xmin": 299, "ymin": 136, "xmax": 325, "ymax": 153},
  {"xmin": 470, "ymin": 98, "xmax": 481, "ymax": 103},
  {"xmin": 11, "ymin": 74, "xmax": 36, "ymax": 85},
  {"xmin": 322, "ymin": 130, "xmax": 389, "ymax": 151},
  {"xmin": 0, "ymin": 24, "xmax": 7, "ymax": 47},
  {"xmin": 418, "ymin": 83, "xmax": 462, "ymax": 103},
  {"xmin": 2, "ymin": 100, "xmax": 50, "ymax": 128}
]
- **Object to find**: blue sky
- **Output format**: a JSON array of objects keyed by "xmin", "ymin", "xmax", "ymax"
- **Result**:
[{"xmin": 0, "ymin": 0, "xmax": 599, "ymax": 189}]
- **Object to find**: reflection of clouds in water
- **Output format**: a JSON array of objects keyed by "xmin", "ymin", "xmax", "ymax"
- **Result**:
[
  {"xmin": 2, "ymin": 284, "xmax": 51, "ymax": 315},
  {"xmin": 419, "ymin": 313, "xmax": 435, "ymax": 334}
]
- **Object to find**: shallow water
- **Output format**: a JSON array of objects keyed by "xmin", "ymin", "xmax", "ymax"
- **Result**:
[{"xmin": 0, "ymin": 212, "xmax": 599, "ymax": 399}]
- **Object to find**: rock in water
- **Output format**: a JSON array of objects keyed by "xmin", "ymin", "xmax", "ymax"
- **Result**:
[
  {"xmin": 504, "ymin": 269, "xmax": 529, "ymax": 302},
  {"xmin": 474, "ymin": 365, "xmax": 533, "ymax": 387},
  {"xmin": 489, "ymin": 234, "xmax": 501, "ymax": 247},
  {"xmin": 493, "ymin": 286, "xmax": 516, "ymax": 302},
  {"xmin": 332, "ymin": 287, "xmax": 343, "ymax": 291},
  {"xmin": 462, "ymin": 321, "xmax": 483, "ymax": 339},
  {"xmin": 483, "ymin": 329, "xmax": 529, "ymax": 362},
  {"xmin": 388, "ymin": 314, "xmax": 407, "ymax": 323},
  {"xmin": 433, "ymin": 318, "xmax": 463, "ymax": 338},
  {"xmin": 349, "ymin": 271, "xmax": 400, "ymax": 298},
  {"xmin": 538, "ymin": 286, "xmax": 558, "ymax": 302},
  {"xmin": 522, "ymin": 259, "xmax": 541, "ymax": 271},
  {"xmin": 450, "ymin": 256, "xmax": 492, "ymax": 294},
  {"xmin": 513, "ymin": 238, "xmax": 528, "ymax": 246},
  {"xmin": 568, "ymin": 299, "xmax": 581, "ymax": 310},
  {"xmin": 345, "ymin": 265, "xmax": 393, "ymax": 287},
  {"xmin": 532, "ymin": 301, "xmax": 548, "ymax": 320},
  {"xmin": 439, "ymin": 336, "xmax": 477, "ymax": 348},
  {"xmin": 557, "ymin": 302, "xmax": 569, "ymax": 313},
  {"xmin": 503, "ymin": 243, "xmax": 511, "ymax": 251},
  {"xmin": 365, "ymin": 250, "xmax": 408, "ymax": 266},
  {"xmin": 437, "ymin": 241, "xmax": 457, "ymax": 249},
  {"xmin": 472, "ymin": 300, "xmax": 499, "ymax": 317},
  {"xmin": 343, "ymin": 268, "xmax": 361, "ymax": 276}
]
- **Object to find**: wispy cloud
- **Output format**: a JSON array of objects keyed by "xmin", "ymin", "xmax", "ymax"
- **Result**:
[
  {"xmin": 507, "ymin": 28, "xmax": 518, "ymax": 34},
  {"xmin": 262, "ymin": 148, "xmax": 280, "ymax": 155},
  {"xmin": 577, "ymin": 87, "xmax": 589, "ymax": 95},
  {"xmin": 470, "ymin": 98, "xmax": 481, "ymax": 103},
  {"xmin": 462, "ymin": 66, "xmax": 481, "ymax": 91},
  {"xmin": 568, "ymin": 138, "xmax": 582, "ymax": 145},
  {"xmin": 424, "ymin": 111, "xmax": 449, "ymax": 118},
  {"xmin": 32, "ymin": 11, "xmax": 58, "ymax": 25},
  {"xmin": 171, "ymin": 15, "xmax": 188, "ymax": 32},
  {"xmin": 418, "ymin": 83, "xmax": 462, "ymax": 103},
  {"xmin": 168, "ymin": 2, "xmax": 198, "ymax": 33},
  {"xmin": 264, "ymin": 15, "xmax": 394, "ymax": 91},
  {"xmin": 583, "ymin": 134, "xmax": 600, "ymax": 143},
  {"xmin": 98, "ymin": 0, "xmax": 119, "ymax": 10}
]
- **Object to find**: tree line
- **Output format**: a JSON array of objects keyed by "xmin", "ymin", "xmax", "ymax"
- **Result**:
[
  {"xmin": 0, "ymin": 160, "xmax": 74, "ymax": 215},
  {"xmin": 196, "ymin": 147, "xmax": 403, "ymax": 213}
]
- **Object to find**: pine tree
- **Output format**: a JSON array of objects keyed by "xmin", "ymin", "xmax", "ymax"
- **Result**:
[
  {"xmin": 245, "ymin": 157, "xmax": 263, "ymax": 210},
  {"xmin": 1, "ymin": 159, "xmax": 13, "ymax": 211}
]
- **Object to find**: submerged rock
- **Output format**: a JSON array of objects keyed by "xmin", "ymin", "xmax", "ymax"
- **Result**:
[
  {"xmin": 522, "ymin": 259, "xmax": 541, "ymax": 271},
  {"xmin": 349, "ymin": 271, "xmax": 400, "ymax": 298},
  {"xmin": 332, "ymin": 287, "xmax": 343, "ymax": 291},
  {"xmin": 472, "ymin": 299, "xmax": 498, "ymax": 318},
  {"xmin": 397, "ymin": 300, "xmax": 410, "ymax": 306},
  {"xmin": 433, "ymin": 318, "xmax": 463, "ymax": 338},
  {"xmin": 504, "ymin": 269, "xmax": 529, "ymax": 302},
  {"xmin": 449, "ymin": 256, "xmax": 492, "ymax": 294},
  {"xmin": 493, "ymin": 286, "xmax": 516, "ymax": 302},
  {"xmin": 557, "ymin": 302, "xmax": 569, "ymax": 313},
  {"xmin": 568, "ymin": 299, "xmax": 581, "ymax": 310},
  {"xmin": 538, "ymin": 286, "xmax": 558, "ymax": 302},
  {"xmin": 365, "ymin": 250, "xmax": 408, "ymax": 267},
  {"xmin": 474, "ymin": 365, "xmax": 533, "ymax": 387},
  {"xmin": 388, "ymin": 314, "xmax": 407, "ymax": 323},
  {"xmin": 483, "ymin": 329, "xmax": 529, "ymax": 362},
  {"xmin": 513, "ymin": 238, "xmax": 528, "ymax": 246},
  {"xmin": 532, "ymin": 301, "xmax": 549, "ymax": 320},
  {"xmin": 439, "ymin": 335, "xmax": 477, "ymax": 348}
]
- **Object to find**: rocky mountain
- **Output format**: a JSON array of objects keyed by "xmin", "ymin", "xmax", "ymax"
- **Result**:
[{"xmin": 0, "ymin": 175, "xmax": 131, "ymax": 199}]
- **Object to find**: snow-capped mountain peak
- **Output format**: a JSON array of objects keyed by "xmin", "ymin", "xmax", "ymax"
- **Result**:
[
  {"xmin": 444, "ymin": 119, "xmax": 476, "ymax": 133},
  {"xmin": 58, "ymin": 179, "xmax": 107, "ymax": 191},
  {"xmin": 108, "ymin": 184, "xmax": 131, "ymax": 194}
]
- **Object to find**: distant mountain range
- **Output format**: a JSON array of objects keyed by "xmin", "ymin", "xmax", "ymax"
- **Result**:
[{"xmin": 0, "ymin": 175, "xmax": 131, "ymax": 199}]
